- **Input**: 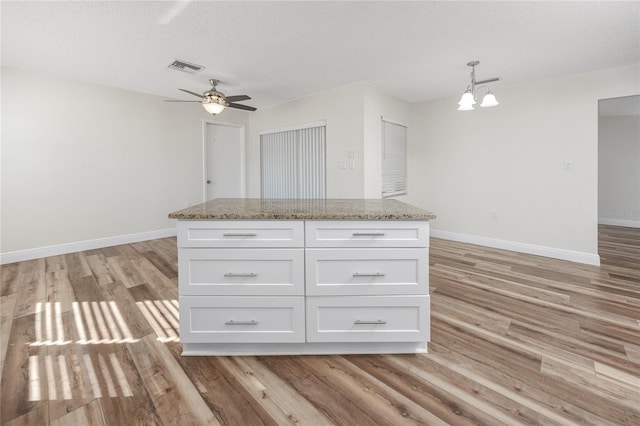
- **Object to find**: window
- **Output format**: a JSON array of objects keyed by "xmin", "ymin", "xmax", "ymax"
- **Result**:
[
  {"xmin": 381, "ymin": 118, "xmax": 407, "ymax": 197},
  {"xmin": 260, "ymin": 121, "xmax": 326, "ymax": 199}
]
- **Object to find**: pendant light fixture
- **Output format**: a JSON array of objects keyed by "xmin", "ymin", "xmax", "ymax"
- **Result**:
[{"xmin": 457, "ymin": 60, "xmax": 500, "ymax": 111}]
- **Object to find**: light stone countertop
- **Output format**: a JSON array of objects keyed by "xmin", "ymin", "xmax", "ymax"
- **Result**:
[{"xmin": 168, "ymin": 198, "xmax": 436, "ymax": 220}]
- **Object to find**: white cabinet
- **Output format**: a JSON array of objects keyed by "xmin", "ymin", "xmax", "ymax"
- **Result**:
[
  {"xmin": 306, "ymin": 295, "xmax": 429, "ymax": 342},
  {"xmin": 305, "ymin": 221, "xmax": 429, "ymax": 248},
  {"xmin": 180, "ymin": 296, "xmax": 305, "ymax": 343},
  {"xmin": 179, "ymin": 248, "xmax": 304, "ymax": 296},
  {"xmin": 179, "ymin": 220, "xmax": 305, "ymax": 346},
  {"xmin": 305, "ymin": 248, "xmax": 427, "ymax": 296},
  {"xmin": 178, "ymin": 220, "xmax": 304, "ymax": 248},
  {"xmin": 177, "ymin": 219, "xmax": 430, "ymax": 355},
  {"xmin": 304, "ymin": 221, "xmax": 430, "ymax": 347}
]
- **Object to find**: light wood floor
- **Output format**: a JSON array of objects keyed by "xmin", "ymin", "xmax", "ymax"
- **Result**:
[{"xmin": 1, "ymin": 225, "xmax": 638, "ymax": 425}]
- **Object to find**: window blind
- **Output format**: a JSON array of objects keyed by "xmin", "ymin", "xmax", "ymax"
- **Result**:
[
  {"xmin": 260, "ymin": 124, "xmax": 326, "ymax": 199},
  {"xmin": 381, "ymin": 119, "xmax": 407, "ymax": 197}
]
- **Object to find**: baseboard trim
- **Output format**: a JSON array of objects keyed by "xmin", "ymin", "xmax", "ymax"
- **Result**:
[
  {"xmin": 598, "ymin": 218, "xmax": 640, "ymax": 228},
  {"xmin": 0, "ymin": 228, "xmax": 177, "ymax": 265},
  {"xmin": 431, "ymin": 229, "xmax": 600, "ymax": 266}
]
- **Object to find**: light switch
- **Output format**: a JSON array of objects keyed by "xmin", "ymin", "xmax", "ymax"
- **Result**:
[
  {"xmin": 347, "ymin": 159, "xmax": 355, "ymax": 169},
  {"xmin": 348, "ymin": 149, "xmax": 355, "ymax": 159},
  {"xmin": 564, "ymin": 160, "xmax": 574, "ymax": 170}
]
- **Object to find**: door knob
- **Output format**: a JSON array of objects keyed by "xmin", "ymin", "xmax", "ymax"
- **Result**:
[{"xmin": 206, "ymin": 179, "xmax": 211, "ymax": 184}]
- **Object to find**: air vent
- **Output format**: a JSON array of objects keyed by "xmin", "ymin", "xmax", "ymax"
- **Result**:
[{"xmin": 167, "ymin": 59, "xmax": 204, "ymax": 74}]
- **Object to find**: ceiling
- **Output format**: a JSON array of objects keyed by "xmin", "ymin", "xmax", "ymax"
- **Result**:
[{"xmin": 2, "ymin": 1, "xmax": 639, "ymax": 109}]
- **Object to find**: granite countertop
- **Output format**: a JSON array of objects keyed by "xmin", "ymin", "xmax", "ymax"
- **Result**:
[{"xmin": 168, "ymin": 198, "xmax": 436, "ymax": 220}]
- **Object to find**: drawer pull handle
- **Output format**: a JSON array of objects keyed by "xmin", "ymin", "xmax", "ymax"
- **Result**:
[
  {"xmin": 352, "ymin": 232, "xmax": 385, "ymax": 237},
  {"xmin": 353, "ymin": 272, "xmax": 385, "ymax": 277},
  {"xmin": 224, "ymin": 272, "xmax": 257, "ymax": 277},
  {"xmin": 225, "ymin": 320, "xmax": 258, "ymax": 325},
  {"xmin": 354, "ymin": 319, "xmax": 386, "ymax": 325},
  {"xmin": 223, "ymin": 232, "xmax": 257, "ymax": 237}
]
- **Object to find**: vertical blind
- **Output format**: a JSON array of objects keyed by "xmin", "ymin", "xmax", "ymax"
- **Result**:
[
  {"xmin": 260, "ymin": 124, "xmax": 326, "ymax": 199},
  {"xmin": 381, "ymin": 119, "xmax": 407, "ymax": 198}
]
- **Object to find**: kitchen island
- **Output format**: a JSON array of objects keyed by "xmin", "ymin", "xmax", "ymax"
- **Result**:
[{"xmin": 169, "ymin": 198, "xmax": 436, "ymax": 356}]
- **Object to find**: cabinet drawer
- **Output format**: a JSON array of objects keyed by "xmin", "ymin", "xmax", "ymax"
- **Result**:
[
  {"xmin": 306, "ymin": 296, "xmax": 429, "ymax": 343},
  {"xmin": 180, "ymin": 296, "xmax": 305, "ymax": 343},
  {"xmin": 178, "ymin": 221, "xmax": 304, "ymax": 248},
  {"xmin": 179, "ymin": 249, "xmax": 304, "ymax": 295},
  {"xmin": 305, "ymin": 221, "xmax": 428, "ymax": 248},
  {"xmin": 306, "ymin": 249, "xmax": 428, "ymax": 296}
]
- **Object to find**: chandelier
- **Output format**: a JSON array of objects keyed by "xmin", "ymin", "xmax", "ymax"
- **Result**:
[{"xmin": 458, "ymin": 60, "xmax": 500, "ymax": 111}]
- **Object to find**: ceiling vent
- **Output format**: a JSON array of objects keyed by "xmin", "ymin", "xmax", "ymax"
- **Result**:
[{"xmin": 167, "ymin": 59, "xmax": 204, "ymax": 74}]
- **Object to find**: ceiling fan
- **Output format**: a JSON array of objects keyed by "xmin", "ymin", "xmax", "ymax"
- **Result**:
[{"xmin": 165, "ymin": 79, "xmax": 257, "ymax": 114}]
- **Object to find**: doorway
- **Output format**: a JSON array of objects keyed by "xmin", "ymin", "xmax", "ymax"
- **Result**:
[
  {"xmin": 597, "ymin": 95, "xmax": 640, "ymax": 265},
  {"xmin": 203, "ymin": 121, "xmax": 246, "ymax": 201},
  {"xmin": 598, "ymin": 95, "xmax": 640, "ymax": 228}
]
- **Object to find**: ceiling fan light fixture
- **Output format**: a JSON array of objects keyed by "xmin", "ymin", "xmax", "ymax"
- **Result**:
[
  {"xmin": 167, "ymin": 78, "xmax": 256, "ymax": 113},
  {"xmin": 202, "ymin": 100, "xmax": 225, "ymax": 115}
]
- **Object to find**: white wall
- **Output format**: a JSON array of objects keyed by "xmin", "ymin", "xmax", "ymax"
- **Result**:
[
  {"xmin": 246, "ymin": 82, "xmax": 412, "ymax": 199},
  {"xmin": 5, "ymin": 65, "xmax": 638, "ymax": 264},
  {"xmin": 598, "ymin": 112, "xmax": 640, "ymax": 227},
  {"xmin": 246, "ymin": 83, "xmax": 366, "ymax": 198},
  {"xmin": 1, "ymin": 67, "xmax": 250, "ymax": 256},
  {"xmin": 406, "ymin": 66, "xmax": 640, "ymax": 261}
]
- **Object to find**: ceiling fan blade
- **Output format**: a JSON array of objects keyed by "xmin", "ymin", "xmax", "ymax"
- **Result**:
[
  {"xmin": 225, "ymin": 95, "xmax": 251, "ymax": 102},
  {"xmin": 164, "ymin": 100, "xmax": 202, "ymax": 102},
  {"xmin": 227, "ymin": 103, "xmax": 257, "ymax": 111},
  {"xmin": 179, "ymin": 88, "xmax": 204, "ymax": 99}
]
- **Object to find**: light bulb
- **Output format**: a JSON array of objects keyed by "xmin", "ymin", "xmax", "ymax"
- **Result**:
[
  {"xmin": 202, "ymin": 101, "xmax": 225, "ymax": 114},
  {"xmin": 480, "ymin": 91, "xmax": 499, "ymax": 108},
  {"xmin": 458, "ymin": 90, "xmax": 476, "ymax": 106}
]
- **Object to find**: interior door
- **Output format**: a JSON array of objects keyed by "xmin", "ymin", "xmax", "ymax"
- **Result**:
[{"xmin": 205, "ymin": 123, "xmax": 245, "ymax": 200}]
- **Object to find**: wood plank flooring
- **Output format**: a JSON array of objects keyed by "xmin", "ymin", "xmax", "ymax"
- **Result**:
[{"xmin": 1, "ymin": 225, "xmax": 638, "ymax": 425}]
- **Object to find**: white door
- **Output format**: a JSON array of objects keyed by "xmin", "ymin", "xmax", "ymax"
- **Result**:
[{"xmin": 205, "ymin": 123, "xmax": 245, "ymax": 200}]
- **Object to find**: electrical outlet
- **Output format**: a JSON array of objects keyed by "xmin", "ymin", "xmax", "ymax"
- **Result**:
[
  {"xmin": 492, "ymin": 210, "xmax": 499, "ymax": 220},
  {"xmin": 185, "ymin": 201, "xmax": 192, "ymax": 208},
  {"xmin": 564, "ymin": 160, "xmax": 574, "ymax": 170}
]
